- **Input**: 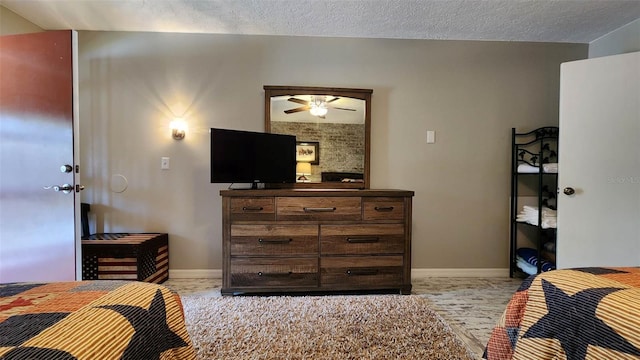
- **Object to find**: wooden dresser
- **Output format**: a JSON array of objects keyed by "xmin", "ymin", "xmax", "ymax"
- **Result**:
[{"xmin": 220, "ymin": 189, "xmax": 414, "ymax": 295}]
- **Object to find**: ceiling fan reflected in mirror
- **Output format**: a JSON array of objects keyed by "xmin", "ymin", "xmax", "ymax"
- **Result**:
[{"xmin": 284, "ymin": 95, "xmax": 356, "ymax": 118}]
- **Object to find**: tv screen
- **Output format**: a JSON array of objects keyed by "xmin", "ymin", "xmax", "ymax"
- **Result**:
[{"xmin": 210, "ymin": 128, "xmax": 296, "ymax": 186}]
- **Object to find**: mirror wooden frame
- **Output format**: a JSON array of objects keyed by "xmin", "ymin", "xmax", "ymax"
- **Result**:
[{"xmin": 264, "ymin": 85, "xmax": 372, "ymax": 189}]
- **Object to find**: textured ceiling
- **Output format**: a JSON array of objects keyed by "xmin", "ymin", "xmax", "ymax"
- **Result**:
[{"xmin": 2, "ymin": 0, "xmax": 640, "ymax": 43}]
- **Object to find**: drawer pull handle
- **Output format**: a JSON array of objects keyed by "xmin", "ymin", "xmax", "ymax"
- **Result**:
[
  {"xmin": 258, "ymin": 271, "xmax": 293, "ymax": 277},
  {"xmin": 346, "ymin": 269, "xmax": 379, "ymax": 276},
  {"xmin": 346, "ymin": 237, "xmax": 379, "ymax": 243},
  {"xmin": 258, "ymin": 238, "xmax": 293, "ymax": 244},
  {"xmin": 374, "ymin": 206, "xmax": 394, "ymax": 211},
  {"xmin": 242, "ymin": 206, "xmax": 264, "ymax": 211},
  {"xmin": 303, "ymin": 207, "xmax": 337, "ymax": 212}
]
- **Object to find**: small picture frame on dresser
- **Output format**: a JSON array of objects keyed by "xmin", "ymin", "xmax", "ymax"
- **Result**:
[{"xmin": 296, "ymin": 141, "xmax": 319, "ymax": 165}]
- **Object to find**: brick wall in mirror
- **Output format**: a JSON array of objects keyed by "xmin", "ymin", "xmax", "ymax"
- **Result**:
[{"xmin": 264, "ymin": 85, "xmax": 372, "ymax": 189}]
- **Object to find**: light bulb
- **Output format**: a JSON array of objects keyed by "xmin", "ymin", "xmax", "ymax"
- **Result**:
[
  {"xmin": 170, "ymin": 118, "xmax": 187, "ymax": 140},
  {"xmin": 316, "ymin": 106, "xmax": 328, "ymax": 116}
]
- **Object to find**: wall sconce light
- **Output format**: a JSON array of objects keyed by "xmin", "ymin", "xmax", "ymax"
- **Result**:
[
  {"xmin": 170, "ymin": 118, "xmax": 187, "ymax": 140},
  {"xmin": 296, "ymin": 162, "xmax": 312, "ymax": 182}
]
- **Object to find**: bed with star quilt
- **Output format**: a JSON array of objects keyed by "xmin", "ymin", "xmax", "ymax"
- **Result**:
[
  {"xmin": 483, "ymin": 267, "xmax": 640, "ymax": 360},
  {"xmin": 0, "ymin": 280, "xmax": 196, "ymax": 360}
]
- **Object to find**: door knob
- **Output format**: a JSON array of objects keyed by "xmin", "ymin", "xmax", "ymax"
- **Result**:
[
  {"xmin": 563, "ymin": 187, "xmax": 575, "ymax": 196},
  {"xmin": 60, "ymin": 164, "xmax": 73, "ymax": 173}
]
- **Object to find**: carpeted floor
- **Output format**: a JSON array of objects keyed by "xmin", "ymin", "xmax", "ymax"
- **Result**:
[
  {"xmin": 165, "ymin": 276, "xmax": 523, "ymax": 359},
  {"xmin": 182, "ymin": 295, "xmax": 476, "ymax": 360}
]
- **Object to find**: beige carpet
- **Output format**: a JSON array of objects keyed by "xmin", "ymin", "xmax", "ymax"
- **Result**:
[{"xmin": 182, "ymin": 295, "xmax": 476, "ymax": 360}]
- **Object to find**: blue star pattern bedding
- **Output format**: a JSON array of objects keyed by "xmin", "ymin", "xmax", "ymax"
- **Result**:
[
  {"xmin": 484, "ymin": 267, "xmax": 640, "ymax": 360},
  {"xmin": 0, "ymin": 281, "xmax": 196, "ymax": 360}
]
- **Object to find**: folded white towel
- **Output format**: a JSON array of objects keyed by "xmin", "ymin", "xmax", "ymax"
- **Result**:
[
  {"xmin": 516, "ymin": 216, "xmax": 557, "ymax": 228},
  {"xmin": 517, "ymin": 205, "xmax": 557, "ymax": 228},
  {"xmin": 516, "ymin": 257, "xmax": 537, "ymax": 275},
  {"xmin": 521, "ymin": 206, "xmax": 556, "ymax": 217},
  {"xmin": 540, "ymin": 208, "xmax": 557, "ymax": 218},
  {"xmin": 541, "ymin": 218, "xmax": 557, "ymax": 229},
  {"xmin": 517, "ymin": 162, "xmax": 558, "ymax": 173},
  {"xmin": 517, "ymin": 164, "xmax": 539, "ymax": 173},
  {"xmin": 543, "ymin": 163, "xmax": 558, "ymax": 173}
]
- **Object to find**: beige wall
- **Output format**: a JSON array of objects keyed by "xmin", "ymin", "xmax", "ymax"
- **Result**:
[
  {"xmin": 0, "ymin": 6, "xmax": 42, "ymax": 35},
  {"xmin": 78, "ymin": 31, "xmax": 587, "ymax": 271}
]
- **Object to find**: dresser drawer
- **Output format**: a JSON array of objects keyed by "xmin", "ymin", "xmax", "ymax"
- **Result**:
[
  {"xmin": 320, "ymin": 256, "xmax": 404, "ymax": 288},
  {"xmin": 230, "ymin": 197, "xmax": 275, "ymax": 221},
  {"xmin": 320, "ymin": 224, "xmax": 405, "ymax": 255},
  {"xmin": 230, "ymin": 257, "xmax": 318, "ymax": 288},
  {"xmin": 230, "ymin": 225, "xmax": 318, "ymax": 255},
  {"xmin": 363, "ymin": 198, "xmax": 405, "ymax": 221},
  {"xmin": 277, "ymin": 197, "xmax": 362, "ymax": 221}
]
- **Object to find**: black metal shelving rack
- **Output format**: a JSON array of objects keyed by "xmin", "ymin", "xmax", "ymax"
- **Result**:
[{"xmin": 509, "ymin": 127, "xmax": 559, "ymax": 278}]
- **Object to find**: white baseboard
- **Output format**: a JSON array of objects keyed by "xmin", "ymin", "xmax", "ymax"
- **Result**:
[
  {"xmin": 411, "ymin": 268, "xmax": 509, "ymax": 278},
  {"xmin": 169, "ymin": 269, "xmax": 222, "ymax": 279},
  {"xmin": 168, "ymin": 268, "xmax": 508, "ymax": 279}
]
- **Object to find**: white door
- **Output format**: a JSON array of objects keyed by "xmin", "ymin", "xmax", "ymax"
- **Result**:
[
  {"xmin": 557, "ymin": 51, "xmax": 640, "ymax": 268},
  {"xmin": 0, "ymin": 30, "xmax": 80, "ymax": 282}
]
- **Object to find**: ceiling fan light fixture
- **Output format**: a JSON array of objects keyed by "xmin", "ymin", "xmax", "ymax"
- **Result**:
[
  {"xmin": 309, "ymin": 96, "xmax": 328, "ymax": 116},
  {"xmin": 310, "ymin": 105, "xmax": 328, "ymax": 116}
]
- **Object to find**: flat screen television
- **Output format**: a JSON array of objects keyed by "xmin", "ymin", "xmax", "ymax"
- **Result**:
[{"xmin": 210, "ymin": 128, "xmax": 296, "ymax": 188}]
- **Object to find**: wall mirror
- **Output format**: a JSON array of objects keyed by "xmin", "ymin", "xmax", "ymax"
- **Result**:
[{"xmin": 264, "ymin": 85, "xmax": 372, "ymax": 189}]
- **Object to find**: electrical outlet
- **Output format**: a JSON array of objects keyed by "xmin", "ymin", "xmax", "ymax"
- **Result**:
[{"xmin": 161, "ymin": 157, "xmax": 170, "ymax": 170}]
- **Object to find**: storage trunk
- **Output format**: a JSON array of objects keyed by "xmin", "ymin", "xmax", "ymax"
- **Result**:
[{"xmin": 82, "ymin": 233, "xmax": 169, "ymax": 283}]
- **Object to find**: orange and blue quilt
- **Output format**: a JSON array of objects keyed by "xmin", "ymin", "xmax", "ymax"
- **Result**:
[
  {"xmin": 0, "ymin": 280, "xmax": 196, "ymax": 360},
  {"xmin": 484, "ymin": 267, "xmax": 640, "ymax": 360}
]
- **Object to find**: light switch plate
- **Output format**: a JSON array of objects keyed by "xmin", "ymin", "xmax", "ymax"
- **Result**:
[{"xmin": 427, "ymin": 130, "xmax": 435, "ymax": 144}]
